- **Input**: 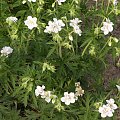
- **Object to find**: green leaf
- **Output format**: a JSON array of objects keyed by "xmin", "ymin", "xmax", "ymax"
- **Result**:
[
  {"xmin": 16, "ymin": 10, "xmax": 26, "ymax": 17},
  {"xmin": 47, "ymin": 46, "xmax": 56, "ymax": 58}
]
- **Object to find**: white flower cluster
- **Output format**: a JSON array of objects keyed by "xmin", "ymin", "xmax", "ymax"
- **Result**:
[
  {"xmin": 44, "ymin": 18, "xmax": 65, "ymax": 34},
  {"xmin": 24, "ymin": 16, "xmax": 37, "ymax": 30},
  {"xmin": 35, "ymin": 85, "xmax": 57, "ymax": 103},
  {"xmin": 61, "ymin": 82, "xmax": 84, "ymax": 105},
  {"xmin": 70, "ymin": 18, "xmax": 82, "ymax": 36},
  {"xmin": 1, "ymin": 46, "xmax": 13, "ymax": 57},
  {"xmin": 6, "ymin": 17, "xmax": 18, "ymax": 25},
  {"xmin": 44, "ymin": 18, "xmax": 83, "ymax": 37},
  {"xmin": 35, "ymin": 82, "xmax": 84, "ymax": 106},
  {"xmin": 99, "ymin": 98, "xmax": 118, "ymax": 118},
  {"xmin": 56, "ymin": 0, "xmax": 66, "ymax": 5},
  {"xmin": 101, "ymin": 18, "xmax": 114, "ymax": 35}
]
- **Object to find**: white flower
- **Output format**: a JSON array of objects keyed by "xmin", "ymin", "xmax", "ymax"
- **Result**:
[
  {"xmin": 74, "ymin": 26, "xmax": 82, "ymax": 36},
  {"xmin": 22, "ymin": 0, "xmax": 26, "ymax": 4},
  {"xmin": 106, "ymin": 98, "xmax": 118, "ymax": 111},
  {"xmin": 24, "ymin": 16, "xmax": 37, "ymax": 30},
  {"xmin": 61, "ymin": 92, "xmax": 76, "ymax": 105},
  {"xmin": 116, "ymin": 85, "xmax": 120, "ymax": 92},
  {"xmin": 101, "ymin": 18, "xmax": 114, "ymax": 35},
  {"xmin": 1, "ymin": 46, "xmax": 13, "ymax": 57},
  {"xmin": 28, "ymin": 0, "xmax": 36, "ymax": 2},
  {"xmin": 6, "ymin": 17, "xmax": 18, "ymax": 23},
  {"xmin": 70, "ymin": 18, "xmax": 82, "ymax": 28},
  {"xmin": 99, "ymin": 105, "xmax": 113, "ymax": 118},
  {"xmin": 70, "ymin": 18, "xmax": 82, "ymax": 36},
  {"xmin": 41, "ymin": 91, "xmax": 52, "ymax": 103},
  {"xmin": 44, "ymin": 18, "xmax": 65, "ymax": 33},
  {"xmin": 35, "ymin": 85, "xmax": 45, "ymax": 96},
  {"xmin": 35, "ymin": 85, "xmax": 58, "ymax": 104},
  {"xmin": 56, "ymin": 0, "xmax": 66, "ymax": 5},
  {"xmin": 112, "ymin": 0, "xmax": 118, "ymax": 6}
]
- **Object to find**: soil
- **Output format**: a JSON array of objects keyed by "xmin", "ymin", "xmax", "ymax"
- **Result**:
[{"xmin": 103, "ymin": 55, "xmax": 120, "ymax": 89}]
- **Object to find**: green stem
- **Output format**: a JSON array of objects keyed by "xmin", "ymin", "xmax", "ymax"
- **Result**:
[
  {"xmin": 71, "ymin": 41, "xmax": 75, "ymax": 53},
  {"xmin": 58, "ymin": 42, "xmax": 62, "ymax": 58},
  {"xmin": 28, "ymin": 2, "xmax": 35, "ymax": 16},
  {"xmin": 106, "ymin": 0, "xmax": 110, "ymax": 15},
  {"xmin": 95, "ymin": 1, "xmax": 98, "ymax": 10},
  {"xmin": 99, "ymin": 38, "xmax": 110, "ymax": 58},
  {"xmin": 81, "ymin": 40, "xmax": 92, "ymax": 57},
  {"xmin": 75, "ymin": 35, "xmax": 78, "ymax": 54},
  {"xmin": 104, "ymin": 90, "xmax": 113, "ymax": 101}
]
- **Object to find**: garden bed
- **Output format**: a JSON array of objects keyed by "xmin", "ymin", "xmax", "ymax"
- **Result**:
[{"xmin": 0, "ymin": 0, "xmax": 120, "ymax": 120}]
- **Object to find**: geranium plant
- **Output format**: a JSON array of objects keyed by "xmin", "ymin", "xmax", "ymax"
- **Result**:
[{"xmin": 0, "ymin": 0, "xmax": 120, "ymax": 119}]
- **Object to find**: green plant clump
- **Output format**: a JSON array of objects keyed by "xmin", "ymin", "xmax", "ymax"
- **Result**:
[{"xmin": 0, "ymin": 0, "xmax": 120, "ymax": 119}]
